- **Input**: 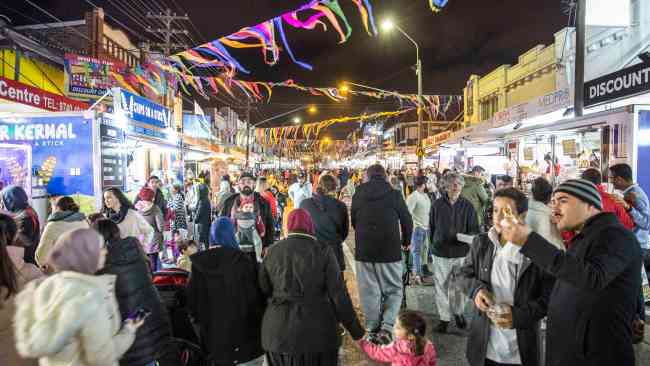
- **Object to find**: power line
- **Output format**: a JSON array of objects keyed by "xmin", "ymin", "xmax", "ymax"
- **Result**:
[{"xmin": 22, "ymin": 0, "xmax": 93, "ymax": 43}]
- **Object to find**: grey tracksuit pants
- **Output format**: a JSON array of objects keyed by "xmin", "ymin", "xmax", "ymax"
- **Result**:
[{"xmin": 355, "ymin": 261, "xmax": 403, "ymax": 332}]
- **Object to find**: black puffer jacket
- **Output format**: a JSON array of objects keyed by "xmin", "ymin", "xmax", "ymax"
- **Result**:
[
  {"xmin": 460, "ymin": 230, "xmax": 555, "ymax": 366},
  {"xmin": 259, "ymin": 233, "xmax": 364, "ymax": 354},
  {"xmin": 429, "ymin": 194, "xmax": 479, "ymax": 258},
  {"xmin": 351, "ymin": 178, "xmax": 413, "ymax": 263},
  {"xmin": 98, "ymin": 236, "xmax": 171, "ymax": 366},
  {"xmin": 300, "ymin": 193, "xmax": 349, "ymax": 270},
  {"xmin": 520, "ymin": 213, "xmax": 641, "ymax": 366},
  {"xmin": 187, "ymin": 247, "xmax": 264, "ymax": 364}
]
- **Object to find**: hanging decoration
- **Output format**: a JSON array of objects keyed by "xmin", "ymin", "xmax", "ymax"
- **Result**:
[
  {"xmin": 172, "ymin": 0, "xmax": 378, "ymax": 77},
  {"xmin": 255, "ymin": 108, "xmax": 411, "ymax": 146},
  {"xmin": 429, "ymin": 0, "xmax": 450, "ymax": 12}
]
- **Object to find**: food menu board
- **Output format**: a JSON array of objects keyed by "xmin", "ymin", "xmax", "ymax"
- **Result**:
[{"xmin": 100, "ymin": 118, "xmax": 126, "ymax": 190}]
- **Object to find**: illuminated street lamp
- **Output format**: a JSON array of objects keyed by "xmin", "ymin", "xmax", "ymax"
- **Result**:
[
  {"xmin": 293, "ymin": 117, "xmax": 301, "ymax": 124},
  {"xmin": 381, "ymin": 18, "xmax": 423, "ymax": 169},
  {"xmin": 308, "ymin": 105, "xmax": 317, "ymax": 114}
]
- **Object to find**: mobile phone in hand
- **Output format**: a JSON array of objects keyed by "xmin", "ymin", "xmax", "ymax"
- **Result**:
[{"xmin": 126, "ymin": 308, "xmax": 151, "ymax": 322}]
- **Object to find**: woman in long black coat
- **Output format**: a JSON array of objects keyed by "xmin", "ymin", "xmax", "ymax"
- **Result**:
[
  {"xmin": 259, "ymin": 209, "xmax": 364, "ymax": 365},
  {"xmin": 91, "ymin": 218, "xmax": 171, "ymax": 366}
]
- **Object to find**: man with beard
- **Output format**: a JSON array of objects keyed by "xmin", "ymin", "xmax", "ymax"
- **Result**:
[
  {"xmin": 430, "ymin": 172, "xmax": 480, "ymax": 333},
  {"xmin": 500, "ymin": 179, "xmax": 641, "ymax": 366},
  {"xmin": 221, "ymin": 172, "xmax": 275, "ymax": 257}
]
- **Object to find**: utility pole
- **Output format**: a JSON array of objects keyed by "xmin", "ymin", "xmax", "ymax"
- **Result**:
[
  {"xmin": 146, "ymin": 8, "xmax": 189, "ymax": 180},
  {"xmin": 575, "ymin": 0, "xmax": 586, "ymax": 117},
  {"xmin": 146, "ymin": 9, "xmax": 189, "ymax": 58}
]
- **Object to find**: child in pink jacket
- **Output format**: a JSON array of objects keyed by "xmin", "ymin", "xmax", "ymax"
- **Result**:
[{"xmin": 358, "ymin": 310, "xmax": 437, "ymax": 366}]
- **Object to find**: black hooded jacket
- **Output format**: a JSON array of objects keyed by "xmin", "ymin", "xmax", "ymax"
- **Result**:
[
  {"xmin": 300, "ymin": 193, "xmax": 349, "ymax": 270},
  {"xmin": 187, "ymin": 247, "xmax": 265, "ymax": 364},
  {"xmin": 98, "ymin": 236, "xmax": 171, "ymax": 366},
  {"xmin": 351, "ymin": 178, "xmax": 413, "ymax": 263}
]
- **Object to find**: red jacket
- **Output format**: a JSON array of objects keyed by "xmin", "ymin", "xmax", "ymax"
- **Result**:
[
  {"xmin": 562, "ymin": 185, "xmax": 634, "ymax": 247},
  {"xmin": 260, "ymin": 190, "xmax": 278, "ymax": 218}
]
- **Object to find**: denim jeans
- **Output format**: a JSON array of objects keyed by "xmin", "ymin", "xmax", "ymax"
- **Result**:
[{"xmin": 410, "ymin": 227, "xmax": 429, "ymax": 276}]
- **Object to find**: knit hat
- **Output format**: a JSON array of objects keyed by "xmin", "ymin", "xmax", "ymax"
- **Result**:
[
  {"xmin": 287, "ymin": 208, "xmax": 315, "ymax": 235},
  {"xmin": 46, "ymin": 228, "xmax": 104, "ymax": 274},
  {"xmin": 554, "ymin": 179, "xmax": 603, "ymax": 211},
  {"xmin": 209, "ymin": 217, "xmax": 239, "ymax": 249},
  {"xmin": 138, "ymin": 187, "xmax": 155, "ymax": 202}
]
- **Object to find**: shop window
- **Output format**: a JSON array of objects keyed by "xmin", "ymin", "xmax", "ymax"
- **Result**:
[{"xmin": 480, "ymin": 96, "xmax": 499, "ymax": 121}]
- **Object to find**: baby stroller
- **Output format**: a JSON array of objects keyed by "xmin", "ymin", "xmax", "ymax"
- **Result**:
[{"xmin": 153, "ymin": 269, "xmax": 198, "ymax": 344}]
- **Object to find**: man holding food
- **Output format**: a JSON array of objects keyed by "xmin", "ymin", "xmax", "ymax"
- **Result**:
[
  {"xmin": 499, "ymin": 179, "xmax": 641, "ymax": 366},
  {"xmin": 460, "ymin": 187, "xmax": 554, "ymax": 366}
]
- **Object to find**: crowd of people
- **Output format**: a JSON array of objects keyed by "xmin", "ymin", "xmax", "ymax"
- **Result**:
[{"xmin": 0, "ymin": 160, "xmax": 647, "ymax": 366}]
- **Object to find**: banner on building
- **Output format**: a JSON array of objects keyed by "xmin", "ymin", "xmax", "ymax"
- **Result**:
[
  {"xmin": 64, "ymin": 54, "xmax": 129, "ymax": 98},
  {"xmin": 113, "ymin": 88, "xmax": 172, "ymax": 141},
  {"xmin": 0, "ymin": 76, "xmax": 88, "ymax": 112}
]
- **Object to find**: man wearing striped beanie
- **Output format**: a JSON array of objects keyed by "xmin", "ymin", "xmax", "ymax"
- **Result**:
[{"xmin": 500, "ymin": 179, "xmax": 642, "ymax": 366}]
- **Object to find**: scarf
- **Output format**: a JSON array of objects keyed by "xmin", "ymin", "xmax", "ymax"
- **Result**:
[
  {"xmin": 210, "ymin": 217, "xmax": 239, "ymax": 249},
  {"xmin": 287, "ymin": 208, "xmax": 315, "ymax": 235},
  {"xmin": 107, "ymin": 205, "xmax": 129, "ymax": 224}
]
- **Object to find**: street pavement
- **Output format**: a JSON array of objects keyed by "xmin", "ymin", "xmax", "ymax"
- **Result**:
[{"xmin": 341, "ymin": 236, "xmax": 650, "ymax": 366}]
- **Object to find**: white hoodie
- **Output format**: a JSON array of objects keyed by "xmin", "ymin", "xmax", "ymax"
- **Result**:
[{"xmin": 13, "ymin": 272, "xmax": 136, "ymax": 366}]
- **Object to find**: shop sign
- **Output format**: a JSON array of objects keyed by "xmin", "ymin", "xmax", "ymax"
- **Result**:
[
  {"xmin": 584, "ymin": 61, "xmax": 650, "ymax": 107},
  {"xmin": 183, "ymin": 113, "xmax": 213, "ymax": 140},
  {"xmin": 562, "ymin": 139, "xmax": 577, "ymax": 157},
  {"xmin": 0, "ymin": 77, "xmax": 88, "ymax": 112},
  {"xmin": 99, "ymin": 117, "xmax": 126, "ymax": 190},
  {"xmin": 523, "ymin": 147, "xmax": 534, "ymax": 161},
  {"xmin": 114, "ymin": 88, "xmax": 170, "ymax": 129},
  {"xmin": 491, "ymin": 89, "xmax": 571, "ymax": 128},
  {"xmin": 64, "ymin": 54, "xmax": 128, "ymax": 98},
  {"xmin": 432, "ymin": 131, "xmax": 452, "ymax": 145},
  {"xmin": 0, "ymin": 115, "xmax": 94, "ymax": 197}
]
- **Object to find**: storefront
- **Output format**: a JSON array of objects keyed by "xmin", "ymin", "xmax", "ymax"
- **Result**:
[
  {"xmin": 112, "ymin": 87, "xmax": 180, "ymax": 195},
  {"xmin": 0, "ymin": 112, "xmax": 108, "ymax": 224}
]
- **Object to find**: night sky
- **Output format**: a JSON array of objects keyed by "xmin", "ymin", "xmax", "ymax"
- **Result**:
[{"xmin": 4, "ymin": 0, "xmax": 568, "ymax": 138}]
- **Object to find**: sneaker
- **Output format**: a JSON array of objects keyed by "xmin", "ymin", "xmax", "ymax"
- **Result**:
[
  {"xmin": 376, "ymin": 329, "xmax": 393, "ymax": 345},
  {"xmin": 454, "ymin": 314, "xmax": 467, "ymax": 330},
  {"xmin": 366, "ymin": 331, "xmax": 380, "ymax": 345},
  {"xmin": 435, "ymin": 320, "xmax": 449, "ymax": 333}
]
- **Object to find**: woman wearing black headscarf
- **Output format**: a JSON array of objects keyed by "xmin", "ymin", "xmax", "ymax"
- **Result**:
[{"xmin": 259, "ymin": 209, "xmax": 364, "ymax": 365}]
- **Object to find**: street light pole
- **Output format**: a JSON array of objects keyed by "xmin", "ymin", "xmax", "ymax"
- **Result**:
[{"xmin": 384, "ymin": 22, "xmax": 423, "ymax": 169}]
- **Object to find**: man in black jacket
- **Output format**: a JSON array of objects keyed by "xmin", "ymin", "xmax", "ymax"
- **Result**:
[
  {"xmin": 351, "ymin": 164, "xmax": 413, "ymax": 345},
  {"xmin": 430, "ymin": 172, "xmax": 480, "ymax": 333},
  {"xmin": 501, "ymin": 179, "xmax": 642, "ymax": 366},
  {"xmin": 221, "ymin": 172, "xmax": 275, "ymax": 255},
  {"xmin": 460, "ymin": 188, "xmax": 554, "ymax": 366}
]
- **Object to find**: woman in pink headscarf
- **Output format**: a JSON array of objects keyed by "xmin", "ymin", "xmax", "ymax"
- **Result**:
[
  {"xmin": 259, "ymin": 209, "xmax": 364, "ymax": 366},
  {"xmin": 13, "ymin": 229, "xmax": 145, "ymax": 366}
]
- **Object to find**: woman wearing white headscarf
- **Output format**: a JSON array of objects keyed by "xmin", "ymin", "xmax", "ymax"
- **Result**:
[{"xmin": 14, "ymin": 229, "xmax": 144, "ymax": 366}]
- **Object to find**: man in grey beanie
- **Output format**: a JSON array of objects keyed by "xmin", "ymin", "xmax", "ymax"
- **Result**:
[{"xmin": 499, "ymin": 179, "xmax": 642, "ymax": 366}]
